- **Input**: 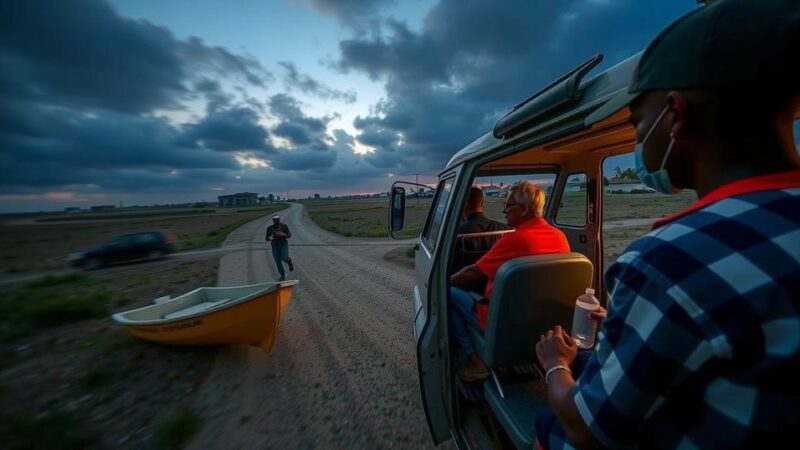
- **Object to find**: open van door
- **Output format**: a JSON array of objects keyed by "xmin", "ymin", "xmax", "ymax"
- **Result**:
[{"xmin": 390, "ymin": 177, "xmax": 457, "ymax": 445}]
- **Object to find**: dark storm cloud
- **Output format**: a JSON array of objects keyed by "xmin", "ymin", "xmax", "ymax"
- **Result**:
[
  {"xmin": 0, "ymin": 106, "xmax": 236, "ymax": 190},
  {"xmin": 264, "ymin": 94, "xmax": 341, "ymax": 170},
  {"xmin": 0, "ymin": 0, "xmax": 270, "ymax": 114},
  {"xmin": 279, "ymin": 62, "xmax": 357, "ymax": 103},
  {"xmin": 193, "ymin": 79, "xmax": 233, "ymax": 113},
  {"xmin": 338, "ymin": 0, "xmax": 694, "ymax": 172},
  {"xmin": 0, "ymin": 0, "xmax": 277, "ymax": 197},
  {"xmin": 305, "ymin": 0, "xmax": 393, "ymax": 29},
  {"xmin": 268, "ymin": 94, "xmax": 331, "ymax": 150},
  {"xmin": 180, "ymin": 107, "xmax": 274, "ymax": 153}
]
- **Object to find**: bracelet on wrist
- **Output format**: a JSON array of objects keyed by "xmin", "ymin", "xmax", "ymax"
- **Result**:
[{"xmin": 544, "ymin": 364, "xmax": 572, "ymax": 384}]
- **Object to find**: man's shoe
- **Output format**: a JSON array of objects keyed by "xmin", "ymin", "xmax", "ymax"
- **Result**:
[
  {"xmin": 278, "ymin": 276, "xmax": 286, "ymax": 281},
  {"xmin": 458, "ymin": 363, "xmax": 489, "ymax": 382},
  {"xmin": 287, "ymin": 259, "xmax": 294, "ymax": 272}
]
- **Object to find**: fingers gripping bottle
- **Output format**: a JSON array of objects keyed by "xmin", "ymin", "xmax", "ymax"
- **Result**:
[{"xmin": 571, "ymin": 288, "xmax": 600, "ymax": 349}]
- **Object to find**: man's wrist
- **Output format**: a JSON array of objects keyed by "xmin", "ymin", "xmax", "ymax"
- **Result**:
[{"xmin": 544, "ymin": 364, "xmax": 572, "ymax": 384}]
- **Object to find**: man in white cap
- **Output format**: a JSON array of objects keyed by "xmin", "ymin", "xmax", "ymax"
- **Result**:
[{"xmin": 265, "ymin": 214, "xmax": 294, "ymax": 281}]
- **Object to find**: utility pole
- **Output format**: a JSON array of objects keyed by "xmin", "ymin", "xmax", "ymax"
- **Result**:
[{"xmin": 415, "ymin": 173, "xmax": 420, "ymax": 208}]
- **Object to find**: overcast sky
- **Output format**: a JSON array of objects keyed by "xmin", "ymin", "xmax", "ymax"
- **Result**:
[{"xmin": 0, "ymin": 0, "xmax": 699, "ymax": 212}]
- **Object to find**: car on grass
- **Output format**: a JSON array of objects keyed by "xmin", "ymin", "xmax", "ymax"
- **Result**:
[{"xmin": 68, "ymin": 231, "xmax": 178, "ymax": 270}]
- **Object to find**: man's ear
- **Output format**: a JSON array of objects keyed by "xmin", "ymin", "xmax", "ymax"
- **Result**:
[{"xmin": 666, "ymin": 91, "xmax": 688, "ymax": 138}]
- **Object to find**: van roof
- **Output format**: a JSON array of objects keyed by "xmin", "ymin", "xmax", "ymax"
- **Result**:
[
  {"xmin": 447, "ymin": 52, "xmax": 800, "ymax": 172},
  {"xmin": 446, "ymin": 53, "xmax": 641, "ymax": 170}
]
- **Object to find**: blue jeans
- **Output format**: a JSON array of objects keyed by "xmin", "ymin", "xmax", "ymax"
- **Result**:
[
  {"xmin": 449, "ymin": 287, "xmax": 484, "ymax": 356},
  {"xmin": 271, "ymin": 243, "xmax": 291, "ymax": 277}
]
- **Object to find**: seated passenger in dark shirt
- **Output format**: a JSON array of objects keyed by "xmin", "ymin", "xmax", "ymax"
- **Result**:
[{"xmin": 453, "ymin": 186, "xmax": 511, "ymax": 294}]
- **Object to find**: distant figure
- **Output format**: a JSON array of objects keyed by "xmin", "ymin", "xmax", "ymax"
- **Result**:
[
  {"xmin": 449, "ymin": 181, "xmax": 570, "ymax": 381},
  {"xmin": 453, "ymin": 186, "xmax": 510, "ymax": 292},
  {"xmin": 265, "ymin": 214, "xmax": 294, "ymax": 281},
  {"xmin": 535, "ymin": 1, "xmax": 800, "ymax": 449}
]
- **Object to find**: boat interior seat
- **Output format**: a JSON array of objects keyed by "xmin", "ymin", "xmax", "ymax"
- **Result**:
[
  {"xmin": 163, "ymin": 298, "xmax": 232, "ymax": 320},
  {"xmin": 467, "ymin": 253, "xmax": 593, "ymax": 449}
]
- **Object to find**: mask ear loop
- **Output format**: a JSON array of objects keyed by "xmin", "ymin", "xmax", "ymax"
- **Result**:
[
  {"xmin": 642, "ymin": 106, "xmax": 670, "ymax": 144},
  {"xmin": 660, "ymin": 132, "xmax": 676, "ymax": 170}
]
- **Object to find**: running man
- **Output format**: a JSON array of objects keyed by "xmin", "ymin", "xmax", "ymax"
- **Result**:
[{"xmin": 265, "ymin": 214, "xmax": 294, "ymax": 281}]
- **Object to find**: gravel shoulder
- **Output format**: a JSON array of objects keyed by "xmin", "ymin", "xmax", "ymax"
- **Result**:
[{"xmin": 188, "ymin": 203, "xmax": 434, "ymax": 449}]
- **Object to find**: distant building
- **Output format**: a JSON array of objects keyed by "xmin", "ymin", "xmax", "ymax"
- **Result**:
[
  {"xmin": 64, "ymin": 207, "xmax": 82, "ymax": 213},
  {"xmin": 268, "ymin": 194, "xmax": 275, "ymax": 203},
  {"xmin": 90, "ymin": 205, "xmax": 116, "ymax": 212},
  {"xmin": 217, "ymin": 192, "xmax": 258, "ymax": 207},
  {"xmin": 314, "ymin": 193, "xmax": 320, "ymax": 199}
]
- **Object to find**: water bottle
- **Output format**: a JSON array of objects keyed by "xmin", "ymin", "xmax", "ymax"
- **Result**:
[{"xmin": 572, "ymin": 288, "xmax": 600, "ymax": 349}]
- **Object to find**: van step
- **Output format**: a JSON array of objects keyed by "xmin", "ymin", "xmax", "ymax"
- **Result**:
[{"xmin": 456, "ymin": 377, "xmax": 485, "ymax": 403}]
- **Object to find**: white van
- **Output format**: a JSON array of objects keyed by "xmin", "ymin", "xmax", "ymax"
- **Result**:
[{"xmin": 388, "ymin": 50, "xmax": 800, "ymax": 448}]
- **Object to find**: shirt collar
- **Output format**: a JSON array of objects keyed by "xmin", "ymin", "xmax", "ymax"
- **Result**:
[
  {"xmin": 652, "ymin": 169, "xmax": 800, "ymax": 229},
  {"xmin": 516, "ymin": 216, "xmax": 546, "ymax": 230}
]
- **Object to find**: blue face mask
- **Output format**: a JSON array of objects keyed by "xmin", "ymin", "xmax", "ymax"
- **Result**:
[{"xmin": 634, "ymin": 106, "xmax": 682, "ymax": 195}]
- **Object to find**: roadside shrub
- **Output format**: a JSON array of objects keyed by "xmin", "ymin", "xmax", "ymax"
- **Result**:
[
  {"xmin": 25, "ymin": 273, "xmax": 88, "ymax": 288},
  {"xmin": 0, "ymin": 411, "xmax": 98, "ymax": 450},
  {"xmin": 157, "ymin": 407, "xmax": 202, "ymax": 449},
  {"xmin": 0, "ymin": 287, "xmax": 110, "ymax": 339}
]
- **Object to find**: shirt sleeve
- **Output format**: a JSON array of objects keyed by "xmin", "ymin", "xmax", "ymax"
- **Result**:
[
  {"xmin": 283, "ymin": 224, "xmax": 291, "ymax": 238},
  {"xmin": 571, "ymin": 255, "xmax": 711, "ymax": 449},
  {"xmin": 265, "ymin": 225, "xmax": 273, "ymax": 240},
  {"xmin": 474, "ymin": 233, "xmax": 515, "ymax": 277}
]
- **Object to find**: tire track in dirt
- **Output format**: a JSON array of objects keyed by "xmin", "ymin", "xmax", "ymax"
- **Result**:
[{"xmin": 188, "ymin": 204, "xmax": 436, "ymax": 449}]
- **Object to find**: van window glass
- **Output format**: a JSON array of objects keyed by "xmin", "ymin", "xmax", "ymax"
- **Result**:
[
  {"xmin": 472, "ymin": 173, "xmax": 557, "ymax": 224},
  {"xmin": 556, "ymin": 173, "xmax": 587, "ymax": 227},
  {"xmin": 601, "ymin": 155, "xmax": 696, "ymax": 272},
  {"xmin": 423, "ymin": 178, "xmax": 453, "ymax": 248}
]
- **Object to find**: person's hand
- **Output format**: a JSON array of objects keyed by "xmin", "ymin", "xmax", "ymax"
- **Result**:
[
  {"xmin": 536, "ymin": 325, "xmax": 577, "ymax": 370},
  {"xmin": 590, "ymin": 305, "xmax": 607, "ymax": 324},
  {"xmin": 275, "ymin": 231, "xmax": 285, "ymax": 238}
]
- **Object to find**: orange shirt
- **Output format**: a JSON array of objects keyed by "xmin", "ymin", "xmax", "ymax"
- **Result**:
[{"xmin": 474, "ymin": 217, "xmax": 570, "ymax": 329}]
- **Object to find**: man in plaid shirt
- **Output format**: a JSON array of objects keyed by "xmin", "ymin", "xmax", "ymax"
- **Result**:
[{"xmin": 535, "ymin": 0, "xmax": 800, "ymax": 448}]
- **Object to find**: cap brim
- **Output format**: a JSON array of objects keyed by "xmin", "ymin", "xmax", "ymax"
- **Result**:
[{"xmin": 583, "ymin": 88, "xmax": 638, "ymax": 128}]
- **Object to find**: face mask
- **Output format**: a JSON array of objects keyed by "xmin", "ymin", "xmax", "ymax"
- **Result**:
[{"xmin": 634, "ymin": 106, "xmax": 682, "ymax": 195}]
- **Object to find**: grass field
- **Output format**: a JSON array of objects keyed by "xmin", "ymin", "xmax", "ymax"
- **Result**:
[
  {"xmin": 303, "ymin": 191, "xmax": 697, "ymax": 268},
  {"xmin": 302, "ymin": 198, "xmax": 432, "ymax": 238},
  {"xmin": 0, "ymin": 204, "xmax": 289, "ymax": 273}
]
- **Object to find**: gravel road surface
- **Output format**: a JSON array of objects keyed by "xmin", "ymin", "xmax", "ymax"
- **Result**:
[{"xmin": 188, "ymin": 203, "xmax": 438, "ymax": 449}]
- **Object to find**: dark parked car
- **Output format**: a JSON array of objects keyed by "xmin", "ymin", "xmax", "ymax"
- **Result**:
[{"xmin": 68, "ymin": 231, "xmax": 178, "ymax": 270}]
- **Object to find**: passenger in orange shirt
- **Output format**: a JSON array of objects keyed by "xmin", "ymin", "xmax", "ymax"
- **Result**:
[{"xmin": 449, "ymin": 181, "xmax": 571, "ymax": 381}]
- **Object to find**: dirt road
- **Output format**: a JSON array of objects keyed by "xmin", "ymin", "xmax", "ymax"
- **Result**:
[{"xmin": 189, "ymin": 203, "xmax": 437, "ymax": 449}]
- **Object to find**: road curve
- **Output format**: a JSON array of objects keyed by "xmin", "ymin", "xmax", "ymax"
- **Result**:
[{"xmin": 188, "ymin": 203, "xmax": 437, "ymax": 449}]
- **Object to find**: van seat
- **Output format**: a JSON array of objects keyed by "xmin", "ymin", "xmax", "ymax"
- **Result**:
[
  {"xmin": 466, "ymin": 253, "xmax": 593, "ymax": 449},
  {"xmin": 468, "ymin": 253, "xmax": 593, "ymax": 368}
]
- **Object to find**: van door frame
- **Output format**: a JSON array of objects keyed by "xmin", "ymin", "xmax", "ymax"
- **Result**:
[{"xmin": 415, "ymin": 170, "xmax": 460, "ymax": 445}]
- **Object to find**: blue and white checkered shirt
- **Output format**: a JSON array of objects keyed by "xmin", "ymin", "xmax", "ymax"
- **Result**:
[{"xmin": 563, "ymin": 172, "xmax": 800, "ymax": 449}]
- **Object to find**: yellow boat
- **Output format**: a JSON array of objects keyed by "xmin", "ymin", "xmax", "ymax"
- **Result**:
[{"xmin": 112, "ymin": 280, "xmax": 298, "ymax": 352}]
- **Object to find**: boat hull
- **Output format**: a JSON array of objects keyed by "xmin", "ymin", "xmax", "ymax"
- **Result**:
[{"xmin": 114, "ymin": 281, "xmax": 296, "ymax": 352}]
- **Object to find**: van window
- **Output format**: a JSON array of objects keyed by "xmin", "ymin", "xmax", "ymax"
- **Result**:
[
  {"xmin": 556, "ymin": 173, "xmax": 587, "ymax": 227},
  {"xmin": 602, "ymin": 155, "xmax": 695, "ymax": 272},
  {"xmin": 422, "ymin": 177, "xmax": 454, "ymax": 249},
  {"xmin": 472, "ymin": 173, "xmax": 557, "ymax": 224}
]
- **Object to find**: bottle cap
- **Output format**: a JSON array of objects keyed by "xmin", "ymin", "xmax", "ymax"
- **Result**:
[{"xmin": 585, "ymin": 288, "xmax": 595, "ymax": 295}]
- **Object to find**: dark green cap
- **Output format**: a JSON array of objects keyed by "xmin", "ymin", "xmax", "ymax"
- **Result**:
[
  {"xmin": 631, "ymin": 0, "xmax": 800, "ymax": 94},
  {"xmin": 587, "ymin": 0, "xmax": 800, "ymax": 123}
]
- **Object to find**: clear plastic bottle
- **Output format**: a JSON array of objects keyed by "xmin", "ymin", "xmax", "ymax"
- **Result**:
[{"xmin": 572, "ymin": 288, "xmax": 600, "ymax": 349}]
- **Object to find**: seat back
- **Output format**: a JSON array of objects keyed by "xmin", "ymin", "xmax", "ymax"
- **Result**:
[{"xmin": 482, "ymin": 253, "xmax": 593, "ymax": 367}]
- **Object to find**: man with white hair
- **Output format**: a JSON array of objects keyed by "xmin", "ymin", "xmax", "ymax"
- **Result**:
[
  {"xmin": 266, "ymin": 214, "xmax": 294, "ymax": 281},
  {"xmin": 449, "ymin": 181, "xmax": 570, "ymax": 381}
]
